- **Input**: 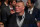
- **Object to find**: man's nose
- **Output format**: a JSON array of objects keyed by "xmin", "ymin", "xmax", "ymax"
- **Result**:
[{"xmin": 16, "ymin": 7, "xmax": 18, "ymax": 9}]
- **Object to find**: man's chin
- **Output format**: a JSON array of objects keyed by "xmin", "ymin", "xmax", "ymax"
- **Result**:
[
  {"xmin": 27, "ymin": 6, "xmax": 31, "ymax": 8},
  {"xmin": 16, "ymin": 11, "xmax": 20, "ymax": 13},
  {"xmin": 16, "ymin": 12, "xmax": 20, "ymax": 14},
  {"xmin": 28, "ymin": 7, "xmax": 30, "ymax": 8}
]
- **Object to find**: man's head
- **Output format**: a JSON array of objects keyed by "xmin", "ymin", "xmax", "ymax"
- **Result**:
[
  {"xmin": 9, "ymin": 0, "xmax": 16, "ymax": 6},
  {"xmin": 15, "ymin": 1, "xmax": 25, "ymax": 13},
  {"xmin": 26, "ymin": 0, "xmax": 37, "ymax": 8}
]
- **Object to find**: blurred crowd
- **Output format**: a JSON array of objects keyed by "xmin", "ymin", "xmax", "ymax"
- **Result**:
[{"xmin": 0, "ymin": 0, "xmax": 40, "ymax": 27}]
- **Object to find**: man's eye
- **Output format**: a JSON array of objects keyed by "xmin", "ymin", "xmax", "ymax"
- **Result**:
[{"xmin": 18, "ymin": 6, "xmax": 20, "ymax": 7}]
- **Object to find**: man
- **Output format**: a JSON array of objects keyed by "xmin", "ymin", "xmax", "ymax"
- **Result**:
[
  {"xmin": 7, "ymin": 1, "xmax": 38, "ymax": 27},
  {"xmin": 7, "ymin": 1, "xmax": 27, "ymax": 27},
  {"xmin": 12, "ymin": 0, "xmax": 16, "ymax": 10},
  {"xmin": 8, "ymin": 0, "xmax": 16, "ymax": 14},
  {"xmin": 8, "ymin": 0, "xmax": 16, "ymax": 10},
  {"xmin": 1, "ymin": 0, "xmax": 16, "ymax": 27},
  {"xmin": 26, "ymin": 0, "xmax": 40, "ymax": 27}
]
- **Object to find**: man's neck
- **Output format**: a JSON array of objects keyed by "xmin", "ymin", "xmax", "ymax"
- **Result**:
[
  {"xmin": 4, "ymin": 2, "xmax": 8, "ymax": 6},
  {"xmin": 29, "ymin": 6, "xmax": 34, "ymax": 10},
  {"xmin": 18, "ymin": 11, "xmax": 24, "ymax": 16}
]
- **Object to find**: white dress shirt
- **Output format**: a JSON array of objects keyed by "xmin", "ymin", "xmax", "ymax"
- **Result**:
[
  {"xmin": 28, "ymin": 7, "xmax": 34, "ymax": 14},
  {"xmin": 28, "ymin": 7, "xmax": 37, "ymax": 21},
  {"xmin": 16, "ymin": 12, "xmax": 25, "ymax": 27},
  {"xmin": 9, "ymin": 6, "xmax": 13, "ymax": 10}
]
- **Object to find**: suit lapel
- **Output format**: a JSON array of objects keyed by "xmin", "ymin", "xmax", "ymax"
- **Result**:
[
  {"xmin": 32, "ymin": 7, "xmax": 38, "ymax": 17},
  {"xmin": 22, "ymin": 13, "xmax": 29, "ymax": 27},
  {"xmin": 6, "ymin": 6, "xmax": 11, "ymax": 16}
]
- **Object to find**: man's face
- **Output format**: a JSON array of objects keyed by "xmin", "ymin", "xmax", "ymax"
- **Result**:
[
  {"xmin": 15, "ymin": 2, "xmax": 24, "ymax": 13},
  {"xmin": 12, "ymin": 1, "xmax": 16, "ymax": 6},
  {"xmin": 26, "ymin": 0, "xmax": 32, "ymax": 8}
]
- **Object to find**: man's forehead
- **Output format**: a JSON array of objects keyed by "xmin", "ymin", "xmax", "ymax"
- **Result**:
[
  {"xmin": 17, "ymin": 3, "xmax": 22, "ymax": 4},
  {"xmin": 16, "ymin": 2, "xmax": 24, "ymax": 6}
]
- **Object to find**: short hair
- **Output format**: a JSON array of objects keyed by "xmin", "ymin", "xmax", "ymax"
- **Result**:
[
  {"xmin": 16, "ymin": 1, "xmax": 25, "ymax": 7},
  {"xmin": 9, "ymin": 0, "xmax": 17, "ymax": 3},
  {"xmin": 17, "ymin": 1, "xmax": 23, "ymax": 3},
  {"xmin": 31, "ymin": 0, "xmax": 37, "ymax": 4},
  {"xmin": 8, "ymin": 0, "xmax": 17, "ymax": 5}
]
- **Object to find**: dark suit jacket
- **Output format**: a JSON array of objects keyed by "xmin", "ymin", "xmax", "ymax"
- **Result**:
[
  {"xmin": 1, "ymin": 5, "xmax": 16, "ymax": 27},
  {"xmin": 25, "ymin": 6, "xmax": 28, "ymax": 12},
  {"xmin": 26, "ymin": 7, "xmax": 40, "ymax": 20},
  {"xmin": 1, "ymin": 3, "xmax": 7, "ymax": 8},
  {"xmin": 37, "ymin": 9, "xmax": 40, "ymax": 21},
  {"xmin": 7, "ymin": 11, "xmax": 38, "ymax": 27},
  {"xmin": 0, "ymin": 6, "xmax": 1, "ymax": 22},
  {"xmin": 1, "ymin": 6, "xmax": 11, "ymax": 24},
  {"xmin": 25, "ymin": 7, "xmax": 40, "ymax": 27}
]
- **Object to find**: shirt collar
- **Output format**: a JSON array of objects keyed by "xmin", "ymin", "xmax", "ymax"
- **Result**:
[
  {"xmin": 28, "ymin": 7, "xmax": 34, "ymax": 11},
  {"xmin": 9, "ymin": 5, "xmax": 13, "ymax": 9},
  {"xmin": 22, "ymin": 12, "xmax": 25, "ymax": 18},
  {"xmin": 16, "ymin": 12, "xmax": 25, "ymax": 18}
]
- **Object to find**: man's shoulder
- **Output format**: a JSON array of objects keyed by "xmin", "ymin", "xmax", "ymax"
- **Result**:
[
  {"xmin": 25, "ymin": 12, "xmax": 31, "ymax": 17},
  {"xmin": 33, "ymin": 7, "xmax": 39, "ymax": 13},
  {"xmin": 34, "ymin": 7, "xmax": 39, "ymax": 10}
]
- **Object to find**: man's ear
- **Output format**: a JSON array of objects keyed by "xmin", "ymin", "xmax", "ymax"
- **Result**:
[{"xmin": 23, "ymin": 6, "xmax": 25, "ymax": 10}]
